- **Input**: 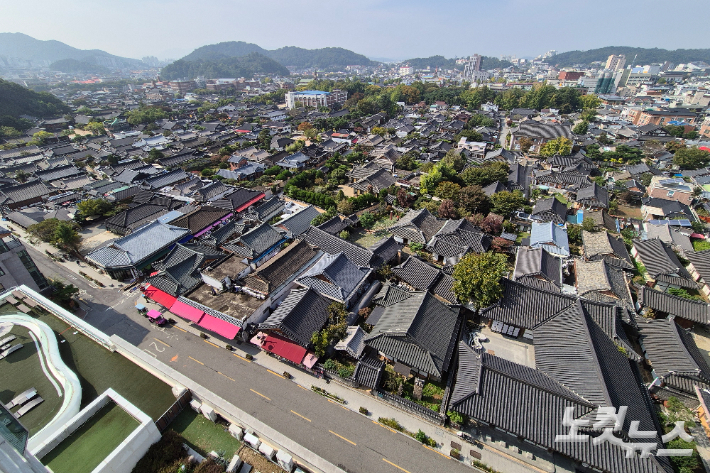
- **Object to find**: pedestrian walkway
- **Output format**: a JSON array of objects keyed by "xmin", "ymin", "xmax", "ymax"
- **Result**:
[
  {"xmin": 7, "ymin": 223, "xmax": 120, "ymax": 289},
  {"xmin": 138, "ymin": 290, "xmax": 553, "ymax": 473}
]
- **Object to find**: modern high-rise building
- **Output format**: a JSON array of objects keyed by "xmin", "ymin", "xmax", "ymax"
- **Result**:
[
  {"xmin": 605, "ymin": 54, "xmax": 626, "ymax": 71},
  {"xmin": 285, "ymin": 89, "xmax": 347, "ymax": 109}
]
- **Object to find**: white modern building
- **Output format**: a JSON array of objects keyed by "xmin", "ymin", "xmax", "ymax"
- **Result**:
[{"xmin": 285, "ymin": 90, "xmax": 347, "ymax": 109}]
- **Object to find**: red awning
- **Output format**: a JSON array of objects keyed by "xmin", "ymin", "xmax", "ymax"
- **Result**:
[
  {"xmin": 262, "ymin": 333, "xmax": 306, "ymax": 365},
  {"xmin": 144, "ymin": 285, "xmax": 178, "ymax": 308},
  {"xmin": 169, "ymin": 299, "xmax": 204, "ymax": 323},
  {"xmin": 198, "ymin": 313, "xmax": 240, "ymax": 339},
  {"xmin": 235, "ymin": 193, "xmax": 265, "ymax": 213}
]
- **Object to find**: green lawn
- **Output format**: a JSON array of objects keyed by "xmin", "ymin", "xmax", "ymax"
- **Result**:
[
  {"xmin": 42, "ymin": 402, "xmax": 139, "ymax": 473},
  {"xmin": 169, "ymin": 408, "xmax": 241, "ymax": 457},
  {"xmin": 350, "ymin": 228, "xmax": 389, "ymax": 249},
  {"xmin": 0, "ymin": 324, "xmax": 64, "ymax": 435},
  {"xmin": 693, "ymin": 239, "xmax": 710, "ymax": 252},
  {"xmin": 516, "ymin": 232, "xmax": 530, "ymax": 244},
  {"xmin": 554, "ymin": 193, "xmax": 568, "ymax": 205},
  {"xmin": 0, "ymin": 303, "xmax": 175, "ymax": 420}
]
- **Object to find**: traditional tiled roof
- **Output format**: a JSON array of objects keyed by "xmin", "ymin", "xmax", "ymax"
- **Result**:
[
  {"xmin": 146, "ymin": 244, "xmax": 223, "ymax": 296},
  {"xmin": 389, "ymin": 209, "xmax": 445, "ymax": 244},
  {"xmin": 142, "ymin": 169, "xmax": 190, "ymax": 189},
  {"xmin": 243, "ymin": 239, "xmax": 320, "ymax": 294},
  {"xmin": 243, "ymin": 197, "xmax": 284, "ymax": 222},
  {"xmin": 531, "ymin": 197, "xmax": 568, "ymax": 224},
  {"xmin": 513, "ymin": 247, "xmax": 562, "ymax": 289},
  {"xmin": 368, "ymin": 236, "xmax": 402, "ymax": 265},
  {"xmin": 302, "ymin": 226, "xmax": 378, "ymax": 268},
  {"xmin": 350, "ymin": 168, "xmax": 397, "ymax": 193},
  {"xmin": 0, "ymin": 180, "xmax": 52, "ymax": 204},
  {"xmin": 35, "ymin": 164, "xmax": 82, "ymax": 182},
  {"xmin": 353, "ymin": 354, "xmax": 385, "ymax": 388},
  {"xmin": 365, "ymin": 291, "xmax": 461, "ymax": 378},
  {"xmin": 633, "ymin": 239, "xmax": 696, "ymax": 288},
  {"xmin": 335, "ymin": 326, "xmax": 367, "ymax": 359},
  {"xmin": 391, "ymin": 256, "xmax": 457, "ymax": 303},
  {"xmin": 576, "ymin": 260, "xmax": 635, "ymax": 314},
  {"xmin": 513, "ymin": 121, "xmax": 572, "ymax": 140},
  {"xmin": 687, "ymin": 249, "xmax": 710, "ymax": 284},
  {"xmin": 582, "ymin": 231, "xmax": 633, "ymax": 270},
  {"xmin": 317, "ymin": 215, "xmax": 354, "ymax": 236},
  {"xmin": 451, "ymin": 341, "xmax": 667, "ymax": 473},
  {"xmin": 638, "ymin": 286, "xmax": 710, "ymax": 324},
  {"xmin": 104, "ymin": 203, "xmax": 169, "ymax": 235},
  {"xmin": 279, "ymin": 205, "xmax": 321, "ymax": 237},
  {"xmin": 201, "ymin": 221, "xmax": 245, "ymax": 248},
  {"xmin": 576, "ymin": 183, "xmax": 609, "ymax": 208},
  {"xmin": 372, "ymin": 283, "xmax": 413, "ymax": 307},
  {"xmin": 169, "ymin": 206, "xmax": 231, "ymax": 235},
  {"xmin": 296, "ymin": 252, "xmax": 371, "ymax": 304},
  {"xmin": 194, "ymin": 181, "xmax": 228, "ymax": 202},
  {"xmin": 259, "ymin": 288, "xmax": 330, "ymax": 347},
  {"xmin": 427, "ymin": 219, "xmax": 491, "ymax": 257},
  {"xmin": 639, "ymin": 316, "xmax": 710, "ymax": 393},
  {"xmin": 211, "ymin": 187, "xmax": 265, "ymax": 212},
  {"xmin": 86, "ymin": 221, "xmax": 189, "ymax": 269},
  {"xmin": 222, "ymin": 222, "xmax": 285, "ymax": 259}
]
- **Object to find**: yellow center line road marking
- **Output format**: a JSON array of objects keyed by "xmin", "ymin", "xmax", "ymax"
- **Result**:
[
  {"xmin": 382, "ymin": 458, "xmax": 412, "ymax": 473},
  {"xmin": 329, "ymin": 430, "xmax": 356, "ymax": 446},
  {"xmin": 217, "ymin": 371, "xmax": 235, "ymax": 382},
  {"xmin": 173, "ymin": 326, "xmax": 187, "ymax": 333},
  {"xmin": 153, "ymin": 338, "xmax": 170, "ymax": 347},
  {"xmin": 290, "ymin": 410, "xmax": 311, "ymax": 422},
  {"xmin": 267, "ymin": 369, "xmax": 285, "ymax": 379},
  {"xmin": 233, "ymin": 353, "xmax": 252, "ymax": 362},
  {"xmin": 423, "ymin": 444, "xmax": 451, "ymax": 460},
  {"xmin": 250, "ymin": 389, "xmax": 271, "ymax": 401},
  {"xmin": 204, "ymin": 340, "xmax": 220, "ymax": 348},
  {"xmin": 188, "ymin": 356, "xmax": 204, "ymax": 365},
  {"xmin": 297, "ymin": 385, "xmax": 309, "ymax": 391}
]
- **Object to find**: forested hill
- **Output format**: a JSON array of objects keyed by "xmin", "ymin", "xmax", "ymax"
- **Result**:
[
  {"xmin": 160, "ymin": 53, "xmax": 290, "ymax": 80},
  {"xmin": 546, "ymin": 46, "xmax": 710, "ymax": 67},
  {"xmin": 176, "ymin": 41, "xmax": 375, "ymax": 69},
  {"xmin": 400, "ymin": 55, "xmax": 513, "ymax": 71},
  {"xmin": 0, "ymin": 78, "xmax": 69, "ymax": 117}
]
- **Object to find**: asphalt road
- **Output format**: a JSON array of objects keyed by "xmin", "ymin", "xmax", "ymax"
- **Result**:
[{"xmin": 28, "ymin": 246, "xmax": 473, "ymax": 473}]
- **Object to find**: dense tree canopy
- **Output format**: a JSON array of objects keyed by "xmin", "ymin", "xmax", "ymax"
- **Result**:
[
  {"xmin": 452, "ymin": 252, "xmax": 508, "ymax": 309},
  {"xmin": 0, "ymin": 78, "xmax": 70, "ymax": 118}
]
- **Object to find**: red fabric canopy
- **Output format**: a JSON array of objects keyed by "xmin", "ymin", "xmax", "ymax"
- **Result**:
[
  {"xmin": 144, "ymin": 285, "xmax": 178, "ymax": 308},
  {"xmin": 198, "ymin": 313, "xmax": 240, "ymax": 339},
  {"xmin": 169, "ymin": 299, "xmax": 204, "ymax": 323},
  {"xmin": 262, "ymin": 333, "xmax": 306, "ymax": 365}
]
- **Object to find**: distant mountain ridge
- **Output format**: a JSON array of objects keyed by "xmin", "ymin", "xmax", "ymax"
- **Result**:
[
  {"xmin": 546, "ymin": 46, "xmax": 710, "ymax": 67},
  {"xmin": 178, "ymin": 41, "xmax": 375, "ymax": 69},
  {"xmin": 161, "ymin": 52, "xmax": 290, "ymax": 80},
  {"xmin": 400, "ymin": 55, "xmax": 513, "ymax": 71},
  {"xmin": 0, "ymin": 32, "xmax": 143, "ymax": 69}
]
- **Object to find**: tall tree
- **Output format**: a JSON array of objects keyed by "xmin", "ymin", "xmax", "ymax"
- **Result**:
[{"xmin": 452, "ymin": 252, "xmax": 508, "ymax": 309}]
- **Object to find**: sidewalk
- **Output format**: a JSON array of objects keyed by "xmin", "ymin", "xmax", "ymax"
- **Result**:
[
  {"xmin": 147, "ymin": 295, "xmax": 555, "ymax": 473},
  {"xmin": 7, "ymin": 223, "xmax": 122, "ymax": 289}
]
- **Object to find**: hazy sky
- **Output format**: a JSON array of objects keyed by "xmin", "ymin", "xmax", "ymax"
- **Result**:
[{"xmin": 2, "ymin": 0, "xmax": 710, "ymax": 61}]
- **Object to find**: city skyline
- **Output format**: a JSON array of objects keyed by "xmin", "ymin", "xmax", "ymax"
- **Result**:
[{"xmin": 1, "ymin": 0, "xmax": 710, "ymax": 61}]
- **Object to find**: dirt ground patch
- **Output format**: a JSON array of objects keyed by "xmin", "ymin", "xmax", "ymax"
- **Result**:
[
  {"xmin": 613, "ymin": 204, "xmax": 642, "ymax": 219},
  {"xmin": 237, "ymin": 445, "xmax": 287, "ymax": 473}
]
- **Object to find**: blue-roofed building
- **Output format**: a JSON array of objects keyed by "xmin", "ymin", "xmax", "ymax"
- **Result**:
[
  {"xmin": 86, "ymin": 220, "xmax": 190, "ymax": 280},
  {"xmin": 528, "ymin": 221, "xmax": 570, "ymax": 257},
  {"xmin": 277, "ymin": 151, "xmax": 311, "ymax": 170}
]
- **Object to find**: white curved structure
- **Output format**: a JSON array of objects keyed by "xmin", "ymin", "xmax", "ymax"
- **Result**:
[{"xmin": 1, "ymin": 315, "xmax": 82, "ymax": 452}]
